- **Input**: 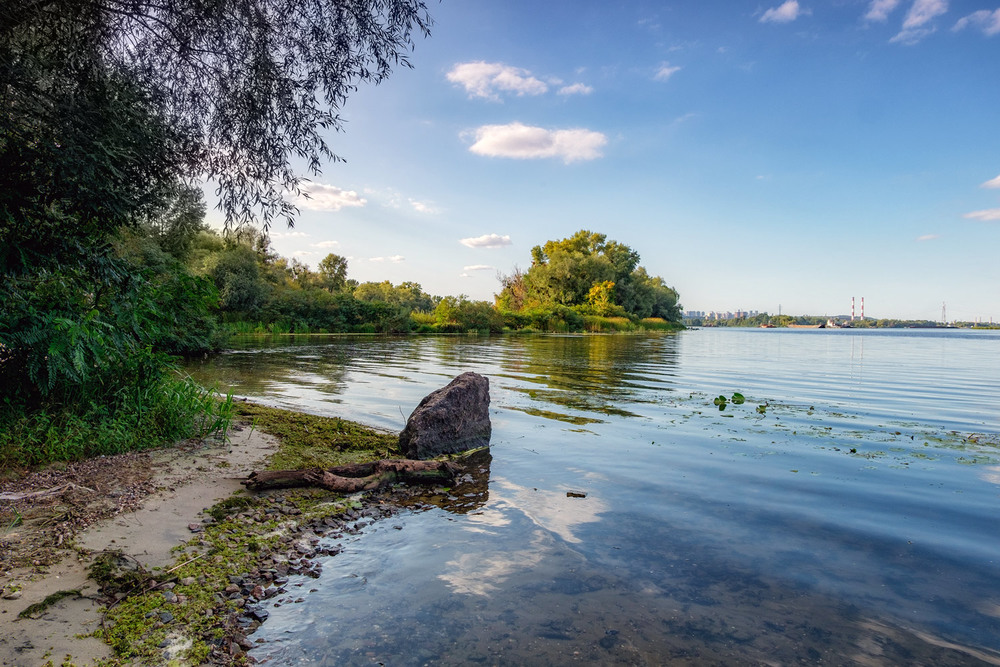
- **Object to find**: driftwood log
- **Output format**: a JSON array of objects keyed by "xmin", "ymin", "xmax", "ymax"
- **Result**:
[{"xmin": 243, "ymin": 459, "xmax": 458, "ymax": 493}]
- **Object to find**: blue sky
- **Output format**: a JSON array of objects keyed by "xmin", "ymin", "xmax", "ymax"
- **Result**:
[{"xmin": 208, "ymin": 0, "xmax": 1000, "ymax": 321}]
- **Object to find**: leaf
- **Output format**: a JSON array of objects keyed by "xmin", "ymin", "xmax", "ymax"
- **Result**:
[{"xmin": 731, "ymin": 392, "xmax": 745, "ymax": 405}]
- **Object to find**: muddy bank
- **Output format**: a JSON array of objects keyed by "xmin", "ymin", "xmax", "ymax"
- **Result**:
[{"xmin": 0, "ymin": 424, "xmax": 279, "ymax": 666}]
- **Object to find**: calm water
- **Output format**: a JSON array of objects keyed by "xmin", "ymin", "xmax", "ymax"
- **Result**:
[{"xmin": 185, "ymin": 329, "xmax": 1000, "ymax": 665}]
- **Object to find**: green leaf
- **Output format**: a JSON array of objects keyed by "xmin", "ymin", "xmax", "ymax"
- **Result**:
[{"xmin": 731, "ymin": 392, "xmax": 745, "ymax": 404}]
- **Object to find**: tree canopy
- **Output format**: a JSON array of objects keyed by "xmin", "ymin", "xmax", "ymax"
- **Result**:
[
  {"xmin": 498, "ymin": 230, "xmax": 682, "ymax": 322},
  {"xmin": 1, "ymin": 0, "xmax": 432, "ymax": 233}
]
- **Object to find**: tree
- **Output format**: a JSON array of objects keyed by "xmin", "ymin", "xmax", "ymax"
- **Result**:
[
  {"xmin": 2, "ymin": 0, "xmax": 432, "ymax": 231},
  {"xmin": 318, "ymin": 254, "xmax": 349, "ymax": 292},
  {"xmin": 209, "ymin": 246, "xmax": 268, "ymax": 315},
  {"xmin": 586, "ymin": 281, "xmax": 618, "ymax": 317},
  {"xmin": 497, "ymin": 230, "xmax": 682, "ymax": 323},
  {"xmin": 142, "ymin": 184, "xmax": 208, "ymax": 261}
]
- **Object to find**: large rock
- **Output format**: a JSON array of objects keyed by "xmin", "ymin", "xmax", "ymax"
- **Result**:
[{"xmin": 398, "ymin": 372, "xmax": 491, "ymax": 459}]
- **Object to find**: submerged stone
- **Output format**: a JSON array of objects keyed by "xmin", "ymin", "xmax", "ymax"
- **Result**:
[{"xmin": 398, "ymin": 372, "xmax": 492, "ymax": 459}]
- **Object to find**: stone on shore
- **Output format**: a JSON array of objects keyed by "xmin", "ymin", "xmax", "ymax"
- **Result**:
[{"xmin": 398, "ymin": 372, "xmax": 491, "ymax": 459}]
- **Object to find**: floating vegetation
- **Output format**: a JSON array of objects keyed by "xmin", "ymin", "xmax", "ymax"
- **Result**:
[
  {"xmin": 503, "ymin": 406, "xmax": 604, "ymax": 426},
  {"xmin": 505, "ymin": 385, "xmax": 643, "ymax": 418},
  {"xmin": 676, "ymin": 390, "xmax": 999, "ymax": 470}
]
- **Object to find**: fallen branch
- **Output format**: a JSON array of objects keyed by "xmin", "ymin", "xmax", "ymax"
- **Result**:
[{"xmin": 244, "ymin": 459, "xmax": 458, "ymax": 493}]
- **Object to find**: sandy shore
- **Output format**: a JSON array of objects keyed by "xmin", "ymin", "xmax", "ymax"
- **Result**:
[{"xmin": 0, "ymin": 425, "xmax": 278, "ymax": 667}]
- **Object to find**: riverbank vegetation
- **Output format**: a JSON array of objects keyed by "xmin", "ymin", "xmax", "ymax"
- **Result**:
[
  {"xmin": 1, "ymin": 3, "xmax": 682, "ymax": 473},
  {"xmin": 1, "ymin": 0, "xmax": 434, "ymax": 470}
]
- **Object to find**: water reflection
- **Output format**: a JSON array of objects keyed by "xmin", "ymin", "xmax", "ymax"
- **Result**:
[
  {"xmin": 184, "ymin": 333, "xmax": 683, "ymax": 429},
  {"xmin": 399, "ymin": 448, "xmax": 492, "ymax": 515},
  {"xmin": 184, "ymin": 331, "xmax": 1000, "ymax": 665}
]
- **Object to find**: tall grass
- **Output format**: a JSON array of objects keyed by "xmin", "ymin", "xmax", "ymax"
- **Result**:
[
  {"xmin": 0, "ymin": 375, "xmax": 234, "ymax": 470},
  {"xmin": 583, "ymin": 316, "xmax": 638, "ymax": 332}
]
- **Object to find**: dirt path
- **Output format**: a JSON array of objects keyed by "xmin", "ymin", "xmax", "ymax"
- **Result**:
[{"xmin": 0, "ymin": 425, "xmax": 278, "ymax": 667}]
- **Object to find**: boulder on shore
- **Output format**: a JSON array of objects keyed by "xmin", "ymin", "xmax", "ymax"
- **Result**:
[{"xmin": 398, "ymin": 372, "xmax": 491, "ymax": 459}]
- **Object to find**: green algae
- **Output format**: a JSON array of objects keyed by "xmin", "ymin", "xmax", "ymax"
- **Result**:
[
  {"xmin": 18, "ymin": 589, "xmax": 82, "ymax": 619},
  {"xmin": 233, "ymin": 402, "xmax": 399, "ymax": 470},
  {"xmin": 503, "ymin": 405, "xmax": 605, "ymax": 425}
]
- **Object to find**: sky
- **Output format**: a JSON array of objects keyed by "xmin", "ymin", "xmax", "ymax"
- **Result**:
[{"xmin": 206, "ymin": 0, "xmax": 1000, "ymax": 322}]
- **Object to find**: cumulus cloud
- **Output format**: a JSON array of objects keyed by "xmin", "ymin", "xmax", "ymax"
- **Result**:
[
  {"xmin": 981, "ymin": 174, "xmax": 1000, "ymax": 189},
  {"xmin": 760, "ymin": 0, "xmax": 806, "ymax": 23},
  {"xmin": 292, "ymin": 250, "xmax": 317, "ymax": 256},
  {"xmin": 369, "ymin": 255, "xmax": 406, "ymax": 263},
  {"xmin": 954, "ymin": 9, "xmax": 1000, "ymax": 35},
  {"xmin": 460, "ymin": 234, "xmax": 512, "ymax": 249},
  {"xmin": 653, "ymin": 62, "xmax": 682, "ymax": 81},
  {"xmin": 891, "ymin": 0, "xmax": 948, "ymax": 43},
  {"xmin": 409, "ymin": 199, "xmax": 439, "ymax": 214},
  {"xmin": 865, "ymin": 0, "xmax": 902, "ymax": 21},
  {"xmin": 558, "ymin": 82, "xmax": 594, "ymax": 96},
  {"xmin": 463, "ymin": 265, "xmax": 494, "ymax": 272},
  {"xmin": 964, "ymin": 209, "xmax": 1000, "ymax": 221},
  {"xmin": 311, "ymin": 240, "xmax": 339, "ymax": 248},
  {"xmin": 447, "ymin": 61, "xmax": 547, "ymax": 100},
  {"xmin": 467, "ymin": 122, "xmax": 607, "ymax": 163},
  {"xmin": 296, "ymin": 182, "xmax": 367, "ymax": 211},
  {"xmin": 916, "ymin": 233, "xmax": 940, "ymax": 241},
  {"xmin": 269, "ymin": 231, "xmax": 309, "ymax": 239}
]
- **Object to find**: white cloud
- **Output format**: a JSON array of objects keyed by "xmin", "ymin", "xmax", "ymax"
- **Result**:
[
  {"xmin": 981, "ymin": 174, "xmax": 1000, "ymax": 189},
  {"xmin": 558, "ymin": 82, "xmax": 594, "ymax": 96},
  {"xmin": 964, "ymin": 208, "xmax": 1000, "ymax": 221},
  {"xmin": 889, "ymin": 27, "xmax": 934, "ymax": 43},
  {"xmin": 269, "ymin": 231, "xmax": 309, "ymax": 239},
  {"xmin": 760, "ymin": 0, "xmax": 806, "ymax": 23},
  {"xmin": 296, "ymin": 182, "xmax": 367, "ymax": 211},
  {"xmin": 891, "ymin": 0, "xmax": 948, "ymax": 43},
  {"xmin": 654, "ymin": 62, "xmax": 682, "ymax": 81},
  {"xmin": 467, "ymin": 122, "xmax": 607, "ymax": 163},
  {"xmin": 954, "ymin": 9, "xmax": 1000, "ymax": 36},
  {"xmin": 463, "ymin": 264, "xmax": 495, "ymax": 271},
  {"xmin": 902, "ymin": 0, "xmax": 948, "ymax": 28},
  {"xmin": 292, "ymin": 250, "xmax": 317, "ymax": 256},
  {"xmin": 460, "ymin": 234, "xmax": 512, "ymax": 249},
  {"xmin": 916, "ymin": 233, "xmax": 940, "ymax": 241},
  {"xmin": 409, "ymin": 199, "xmax": 439, "ymax": 214},
  {"xmin": 865, "ymin": 0, "xmax": 902, "ymax": 21},
  {"xmin": 447, "ymin": 61, "xmax": 547, "ymax": 100},
  {"xmin": 368, "ymin": 255, "xmax": 406, "ymax": 263},
  {"xmin": 311, "ymin": 240, "xmax": 340, "ymax": 248}
]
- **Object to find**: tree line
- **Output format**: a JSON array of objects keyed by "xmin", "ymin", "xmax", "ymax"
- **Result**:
[{"xmin": 0, "ymin": 1, "xmax": 682, "ymax": 470}]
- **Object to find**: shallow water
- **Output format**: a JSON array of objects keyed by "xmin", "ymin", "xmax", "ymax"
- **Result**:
[{"xmin": 185, "ymin": 328, "xmax": 1000, "ymax": 665}]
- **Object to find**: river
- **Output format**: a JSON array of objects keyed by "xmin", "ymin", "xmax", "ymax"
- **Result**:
[{"xmin": 184, "ymin": 328, "xmax": 1000, "ymax": 665}]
